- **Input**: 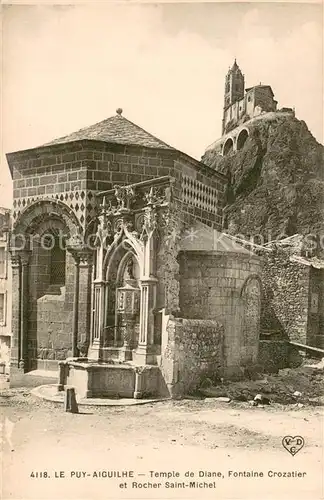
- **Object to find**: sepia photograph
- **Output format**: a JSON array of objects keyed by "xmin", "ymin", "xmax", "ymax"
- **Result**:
[{"xmin": 1, "ymin": 1, "xmax": 323, "ymax": 499}]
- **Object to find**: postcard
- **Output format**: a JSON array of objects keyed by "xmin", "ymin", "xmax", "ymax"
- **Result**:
[{"xmin": 1, "ymin": 2, "xmax": 323, "ymax": 500}]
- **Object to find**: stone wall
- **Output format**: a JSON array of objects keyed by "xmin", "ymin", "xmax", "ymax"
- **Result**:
[
  {"xmin": 36, "ymin": 289, "xmax": 73, "ymax": 369},
  {"xmin": 9, "ymin": 141, "xmax": 226, "ymax": 235},
  {"xmin": 10, "ymin": 142, "xmax": 178, "ymax": 197},
  {"xmin": 9, "ymin": 142, "xmax": 182, "ymax": 234},
  {"xmin": 160, "ymin": 316, "xmax": 224, "ymax": 397},
  {"xmin": 156, "ymin": 206, "xmax": 182, "ymax": 315},
  {"xmin": 307, "ymin": 268, "xmax": 324, "ymax": 349},
  {"xmin": 260, "ymin": 248, "xmax": 311, "ymax": 344},
  {"xmin": 178, "ymin": 251, "xmax": 262, "ymax": 376},
  {"xmin": 175, "ymin": 156, "xmax": 225, "ymax": 230},
  {"xmin": 253, "ymin": 87, "xmax": 277, "ymax": 113}
]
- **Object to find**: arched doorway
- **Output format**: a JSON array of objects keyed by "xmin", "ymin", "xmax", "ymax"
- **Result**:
[{"xmin": 10, "ymin": 199, "xmax": 83, "ymax": 371}]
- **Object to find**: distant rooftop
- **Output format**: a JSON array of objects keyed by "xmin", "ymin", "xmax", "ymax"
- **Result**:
[
  {"xmin": 245, "ymin": 85, "xmax": 274, "ymax": 96},
  {"xmin": 43, "ymin": 109, "xmax": 175, "ymax": 151}
]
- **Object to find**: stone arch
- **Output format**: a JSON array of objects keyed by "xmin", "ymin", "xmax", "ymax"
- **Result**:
[
  {"xmin": 237, "ymin": 128, "xmax": 249, "ymax": 150},
  {"xmin": 116, "ymin": 250, "xmax": 140, "ymax": 286},
  {"xmin": 105, "ymin": 239, "xmax": 142, "ymax": 283},
  {"xmin": 223, "ymin": 138, "xmax": 234, "ymax": 156},
  {"xmin": 13, "ymin": 199, "xmax": 82, "ymax": 243},
  {"xmin": 240, "ymin": 274, "xmax": 262, "ymax": 365},
  {"xmin": 240, "ymin": 274, "xmax": 262, "ymax": 298},
  {"xmin": 11, "ymin": 200, "xmax": 83, "ymax": 372},
  {"xmin": 102, "ymin": 240, "xmax": 142, "ymax": 348}
]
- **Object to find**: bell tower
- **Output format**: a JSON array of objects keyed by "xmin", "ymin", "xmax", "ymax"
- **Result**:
[
  {"xmin": 224, "ymin": 59, "xmax": 245, "ymax": 108},
  {"xmin": 222, "ymin": 60, "xmax": 245, "ymax": 134}
]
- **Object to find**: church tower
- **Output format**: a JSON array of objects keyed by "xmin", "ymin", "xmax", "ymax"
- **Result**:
[{"xmin": 222, "ymin": 60, "xmax": 245, "ymax": 134}]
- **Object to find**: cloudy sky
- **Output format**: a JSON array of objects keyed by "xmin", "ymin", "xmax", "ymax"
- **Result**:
[{"xmin": 1, "ymin": 2, "xmax": 323, "ymax": 207}]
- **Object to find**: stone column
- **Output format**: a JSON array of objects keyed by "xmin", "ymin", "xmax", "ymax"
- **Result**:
[
  {"xmin": 88, "ymin": 279, "xmax": 106, "ymax": 360},
  {"xmin": 134, "ymin": 277, "xmax": 158, "ymax": 365},
  {"xmin": 104, "ymin": 282, "xmax": 116, "ymax": 346},
  {"xmin": 9, "ymin": 254, "xmax": 21, "ymax": 369},
  {"xmin": 71, "ymin": 254, "xmax": 80, "ymax": 358},
  {"xmin": 77, "ymin": 253, "xmax": 93, "ymax": 357},
  {"xmin": 19, "ymin": 251, "xmax": 31, "ymax": 371}
]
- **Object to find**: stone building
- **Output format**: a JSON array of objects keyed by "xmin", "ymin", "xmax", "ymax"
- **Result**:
[
  {"xmin": 0, "ymin": 208, "xmax": 11, "ymax": 373},
  {"xmin": 204, "ymin": 60, "xmax": 283, "ymax": 159},
  {"xmin": 6, "ymin": 109, "xmax": 263, "ymax": 398},
  {"xmin": 222, "ymin": 60, "xmax": 277, "ymax": 136}
]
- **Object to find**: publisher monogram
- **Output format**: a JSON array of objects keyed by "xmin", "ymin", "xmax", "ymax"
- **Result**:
[{"xmin": 282, "ymin": 436, "xmax": 305, "ymax": 456}]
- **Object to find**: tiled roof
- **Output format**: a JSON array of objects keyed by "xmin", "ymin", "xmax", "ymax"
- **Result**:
[{"xmin": 43, "ymin": 112, "xmax": 175, "ymax": 150}]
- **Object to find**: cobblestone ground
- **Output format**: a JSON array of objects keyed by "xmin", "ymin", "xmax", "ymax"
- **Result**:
[{"xmin": 1, "ymin": 384, "xmax": 323, "ymax": 500}]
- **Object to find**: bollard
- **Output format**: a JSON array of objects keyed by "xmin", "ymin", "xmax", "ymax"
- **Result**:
[
  {"xmin": 64, "ymin": 386, "xmax": 79, "ymax": 413},
  {"xmin": 0, "ymin": 361, "xmax": 6, "ymax": 375}
]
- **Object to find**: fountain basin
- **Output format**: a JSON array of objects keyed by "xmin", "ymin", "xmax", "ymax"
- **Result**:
[{"xmin": 58, "ymin": 358, "xmax": 162, "ymax": 399}]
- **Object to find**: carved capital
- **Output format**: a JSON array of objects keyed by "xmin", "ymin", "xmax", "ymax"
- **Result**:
[
  {"xmin": 69, "ymin": 248, "xmax": 93, "ymax": 268},
  {"xmin": 66, "ymin": 233, "xmax": 84, "ymax": 251},
  {"xmin": 10, "ymin": 252, "xmax": 21, "ymax": 268}
]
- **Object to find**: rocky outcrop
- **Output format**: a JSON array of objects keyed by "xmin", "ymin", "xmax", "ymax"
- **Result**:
[{"xmin": 202, "ymin": 114, "xmax": 324, "ymax": 243}]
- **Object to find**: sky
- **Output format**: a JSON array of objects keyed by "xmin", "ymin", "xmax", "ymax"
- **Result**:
[{"xmin": 1, "ymin": 2, "xmax": 323, "ymax": 208}]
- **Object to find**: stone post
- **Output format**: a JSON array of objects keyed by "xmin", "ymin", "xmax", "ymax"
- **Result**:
[
  {"xmin": 57, "ymin": 360, "xmax": 68, "ymax": 391},
  {"xmin": 134, "ymin": 368, "xmax": 145, "ymax": 399}
]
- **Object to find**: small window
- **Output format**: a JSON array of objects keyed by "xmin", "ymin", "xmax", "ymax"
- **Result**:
[
  {"xmin": 0, "ymin": 247, "xmax": 6, "ymax": 278},
  {"xmin": 0, "ymin": 293, "xmax": 6, "ymax": 325}
]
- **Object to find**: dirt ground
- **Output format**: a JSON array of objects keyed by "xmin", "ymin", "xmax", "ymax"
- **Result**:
[{"xmin": 1, "ymin": 383, "xmax": 323, "ymax": 500}]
